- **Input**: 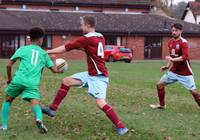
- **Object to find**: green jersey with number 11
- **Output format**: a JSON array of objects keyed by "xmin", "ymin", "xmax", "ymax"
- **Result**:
[{"xmin": 10, "ymin": 44, "xmax": 54, "ymax": 87}]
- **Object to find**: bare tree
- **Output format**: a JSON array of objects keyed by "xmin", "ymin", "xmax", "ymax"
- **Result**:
[
  {"xmin": 171, "ymin": 2, "xmax": 187, "ymax": 19},
  {"xmin": 160, "ymin": 0, "xmax": 173, "ymax": 7},
  {"xmin": 153, "ymin": 0, "xmax": 172, "ymax": 16}
]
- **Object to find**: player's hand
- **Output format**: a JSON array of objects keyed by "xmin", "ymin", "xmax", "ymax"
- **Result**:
[
  {"xmin": 57, "ymin": 69, "xmax": 64, "ymax": 74},
  {"xmin": 160, "ymin": 66, "xmax": 168, "ymax": 72},
  {"xmin": 165, "ymin": 56, "xmax": 173, "ymax": 61},
  {"xmin": 50, "ymin": 66, "xmax": 64, "ymax": 74}
]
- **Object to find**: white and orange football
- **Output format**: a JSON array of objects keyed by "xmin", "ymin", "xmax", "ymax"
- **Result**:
[{"xmin": 55, "ymin": 58, "xmax": 68, "ymax": 72}]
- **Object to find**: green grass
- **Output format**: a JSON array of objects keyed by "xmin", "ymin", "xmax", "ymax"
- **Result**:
[{"xmin": 1, "ymin": 59, "xmax": 200, "ymax": 140}]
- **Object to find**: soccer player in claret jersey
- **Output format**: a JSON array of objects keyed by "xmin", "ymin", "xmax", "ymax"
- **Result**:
[
  {"xmin": 0, "ymin": 27, "xmax": 60, "ymax": 133},
  {"xmin": 41, "ymin": 15, "xmax": 128, "ymax": 135},
  {"xmin": 150, "ymin": 23, "xmax": 200, "ymax": 109}
]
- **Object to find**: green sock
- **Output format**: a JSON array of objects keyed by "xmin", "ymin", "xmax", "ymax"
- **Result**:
[
  {"xmin": 32, "ymin": 104, "xmax": 42, "ymax": 121},
  {"xmin": 1, "ymin": 102, "xmax": 11, "ymax": 129}
]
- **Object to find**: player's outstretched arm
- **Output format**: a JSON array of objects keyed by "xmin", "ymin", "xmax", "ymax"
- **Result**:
[
  {"xmin": 47, "ymin": 45, "xmax": 66, "ymax": 54},
  {"xmin": 6, "ymin": 60, "xmax": 15, "ymax": 84}
]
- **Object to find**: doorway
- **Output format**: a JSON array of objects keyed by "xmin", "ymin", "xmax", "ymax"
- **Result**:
[{"xmin": 144, "ymin": 37, "xmax": 162, "ymax": 59}]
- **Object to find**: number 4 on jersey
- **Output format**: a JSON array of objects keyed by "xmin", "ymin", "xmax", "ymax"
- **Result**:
[{"xmin": 97, "ymin": 42, "xmax": 104, "ymax": 58}]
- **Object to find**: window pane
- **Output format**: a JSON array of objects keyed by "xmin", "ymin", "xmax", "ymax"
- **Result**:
[
  {"xmin": 105, "ymin": 36, "xmax": 116, "ymax": 45},
  {"xmin": 0, "ymin": 35, "xmax": 19, "ymax": 58},
  {"xmin": 20, "ymin": 35, "xmax": 25, "ymax": 47},
  {"xmin": 47, "ymin": 35, "xmax": 52, "ymax": 49},
  {"xmin": 42, "ymin": 35, "xmax": 52, "ymax": 49},
  {"xmin": 105, "ymin": 45, "xmax": 113, "ymax": 50},
  {"xmin": 119, "ymin": 47, "xmax": 131, "ymax": 53}
]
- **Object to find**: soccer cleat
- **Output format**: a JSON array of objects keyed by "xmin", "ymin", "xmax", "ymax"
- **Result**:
[
  {"xmin": 0, "ymin": 126, "xmax": 7, "ymax": 131},
  {"xmin": 116, "ymin": 127, "xmax": 129, "ymax": 135},
  {"xmin": 150, "ymin": 104, "xmax": 166, "ymax": 109},
  {"xmin": 41, "ymin": 105, "xmax": 56, "ymax": 117},
  {"xmin": 36, "ymin": 120, "xmax": 48, "ymax": 134}
]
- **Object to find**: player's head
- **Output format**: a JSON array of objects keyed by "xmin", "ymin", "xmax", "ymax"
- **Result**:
[
  {"xmin": 80, "ymin": 15, "xmax": 96, "ymax": 33},
  {"xmin": 171, "ymin": 23, "xmax": 183, "ymax": 39},
  {"xmin": 28, "ymin": 27, "xmax": 45, "ymax": 46}
]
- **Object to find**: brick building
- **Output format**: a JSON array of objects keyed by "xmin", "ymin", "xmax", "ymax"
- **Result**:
[{"xmin": 0, "ymin": 0, "xmax": 200, "ymax": 60}]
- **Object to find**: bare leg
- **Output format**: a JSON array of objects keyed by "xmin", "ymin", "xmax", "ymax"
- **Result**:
[{"xmin": 191, "ymin": 89, "xmax": 200, "ymax": 107}]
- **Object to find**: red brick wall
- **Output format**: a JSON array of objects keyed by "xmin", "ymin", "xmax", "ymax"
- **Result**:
[
  {"xmin": 81, "ymin": 7, "xmax": 149, "ymax": 13},
  {"xmin": 51, "ymin": 35, "xmax": 145, "ymax": 60},
  {"xmin": 162, "ymin": 37, "xmax": 170, "ymax": 59},
  {"xmin": 1, "ymin": 4, "xmax": 149, "ymax": 13},
  {"xmin": 52, "ymin": 35, "xmax": 86, "ymax": 60},
  {"xmin": 26, "ymin": 5, "xmax": 74, "ymax": 10},
  {"xmin": 122, "ymin": 36, "xmax": 144, "ymax": 60},
  {"xmin": 185, "ymin": 37, "xmax": 200, "ymax": 60},
  {"xmin": 0, "ymin": 4, "xmax": 73, "ymax": 10},
  {"xmin": 53, "ymin": 35, "xmax": 146, "ymax": 60},
  {"xmin": 24, "ymin": 35, "xmax": 86, "ymax": 60},
  {"xmin": 0, "ymin": 5, "xmax": 20, "ymax": 8},
  {"xmin": 125, "ymin": 8, "xmax": 149, "ymax": 13},
  {"xmin": 25, "ymin": 34, "xmax": 200, "ymax": 60}
]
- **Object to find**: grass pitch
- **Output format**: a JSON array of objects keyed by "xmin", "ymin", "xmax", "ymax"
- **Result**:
[{"xmin": 0, "ymin": 59, "xmax": 200, "ymax": 140}]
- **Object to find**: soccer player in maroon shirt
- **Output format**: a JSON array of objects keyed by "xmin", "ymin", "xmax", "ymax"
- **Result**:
[
  {"xmin": 42, "ymin": 15, "xmax": 128, "ymax": 135},
  {"xmin": 150, "ymin": 23, "xmax": 200, "ymax": 109}
]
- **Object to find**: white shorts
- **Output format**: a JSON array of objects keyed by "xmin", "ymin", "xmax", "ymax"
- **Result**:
[
  {"xmin": 71, "ymin": 71, "xmax": 109, "ymax": 99},
  {"xmin": 159, "ymin": 71, "xmax": 196, "ymax": 90}
]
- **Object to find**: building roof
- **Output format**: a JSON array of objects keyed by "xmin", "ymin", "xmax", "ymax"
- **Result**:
[
  {"xmin": 182, "ymin": 1, "xmax": 200, "ymax": 20},
  {"xmin": 0, "ymin": 9, "xmax": 200, "ymax": 36},
  {"xmin": 1, "ymin": 0, "xmax": 153, "ymax": 8}
]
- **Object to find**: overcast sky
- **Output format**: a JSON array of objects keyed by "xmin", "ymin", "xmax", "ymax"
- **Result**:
[{"xmin": 173, "ymin": 0, "xmax": 194, "ymax": 4}]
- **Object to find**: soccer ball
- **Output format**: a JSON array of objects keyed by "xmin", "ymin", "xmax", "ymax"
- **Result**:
[{"xmin": 55, "ymin": 58, "xmax": 68, "ymax": 72}]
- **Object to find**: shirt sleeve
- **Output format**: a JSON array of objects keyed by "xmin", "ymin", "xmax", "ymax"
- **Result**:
[
  {"xmin": 44, "ymin": 53, "xmax": 54, "ymax": 68},
  {"xmin": 181, "ymin": 42, "xmax": 189, "ymax": 60},
  {"xmin": 65, "ymin": 36, "xmax": 88, "ymax": 51},
  {"xmin": 10, "ymin": 47, "xmax": 22, "ymax": 61}
]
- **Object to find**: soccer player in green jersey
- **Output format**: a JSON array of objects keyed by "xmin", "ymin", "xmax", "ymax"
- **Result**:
[{"xmin": 0, "ymin": 27, "xmax": 60, "ymax": 133}]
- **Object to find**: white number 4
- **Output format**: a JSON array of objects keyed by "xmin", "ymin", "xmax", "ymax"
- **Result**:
[
  {"xmin": 31, "ymin": 49, "xmax": 39, "ymax": 66},
  {"xmin": 97, "ymin": 42, "xmax": 104, "ymax": 58}
]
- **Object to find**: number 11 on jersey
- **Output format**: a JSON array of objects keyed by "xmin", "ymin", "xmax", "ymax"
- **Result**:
[{"xmin": 31, "ymin": 49, "xmax": 39, "ymax": 66}]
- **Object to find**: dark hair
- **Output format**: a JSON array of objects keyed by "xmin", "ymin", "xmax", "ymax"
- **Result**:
[
  {"xmin": 171, "ymin": 23, "xmax": 183, "ymax": 30},
  {"xmin": 81, "ymin": 15, "xmax": 96, "ymax": 28},
  {"xmin": 28, "ymin": 27, "xmax": 45, "ymax": 41}
]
